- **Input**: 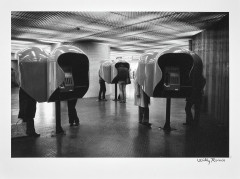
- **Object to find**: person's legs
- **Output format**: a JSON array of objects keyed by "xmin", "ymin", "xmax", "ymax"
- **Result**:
[
  {"xmin": 122, "ymin": 84, "xmax": 126, "ymax": 102},
  {"xmin": 142, "ymin": 107, "xmax": 151, "ymax": 127},
  {"xmin": 98, "ymin": 90, "xmax": 102, "ymax": 101},
  {"xmin": 18, "ymin": 88, "xmax": 26, "ymax": 121},
  {"xmin": 193, "ymin": 98, "xmax": 202, "ymax": 126},
  {"xmin": 121, "ymin": 84, "xmax": 124, "ymax": 102},
  {"xmin": 98, "ymin": 83, "xmax": 103, "ymax": 101},
  {"xmin": 67, "ymin": 99, "xmax": 79, "ymax": 126},
  {"xmin": 118, "ymin": 83, "xmax": 123, "ymax": 102},
  {"xmin": 142, "ymin": 107, "xmax": 149, "ymax": 123},
  {"xmin": 23, "ymin": 91, "xmax": 39, "ymax": 137},
  {"xmin": 184, "ymin": 99, "xmax": 194, "ymax": 125},
  {"xmin": 138, "ymin": 106, "xmax": 144, "ymax": 123},
  {"xmin": 102, "ymin": 90, "xmax": 106, "ymax": 100},
  {"xmin": 102, "ymin": 83, "xmax": 106, "ymax": 100}
]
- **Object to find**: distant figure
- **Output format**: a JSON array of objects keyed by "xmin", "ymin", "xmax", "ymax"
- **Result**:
[
  {"xmin": 67, "ymin": 99, "xmax": 80, "ymax": 126},
  {"xmin": 134, "ymin": 79, "xmax": 151, "ymax": 127},
  {"xmin": 184, "ymin": 74, "xmax": 206, "ymax": 126},
  {"xmin": 97, "ymin": 70, "xmax": 107, "ymax": 101},
  {"xmin": 117, "ymin": 64, "xmax": 129, "ymax": 103}
]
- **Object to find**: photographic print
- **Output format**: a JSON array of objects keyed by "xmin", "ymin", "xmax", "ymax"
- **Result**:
[{"xmin": 2, "ymin": 0, "xmax": 240, "ymax": 178}]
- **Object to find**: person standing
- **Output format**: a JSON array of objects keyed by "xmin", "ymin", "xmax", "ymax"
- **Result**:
[
  {"xmin": 18, "ymin": 88, "xmax": 40, "ymax": 137},
  {"xmin": 67, "ymin": 99, "xmax": 80, "ymax": 126},
  {"xmin": 134, "ymin": 79, "xmax": 151, "ymax": 127},
  {"xmin": 184, "ymin": 74, "xmax": 206, "ymax": 126},
  {"xmin": 117, "ymin": 64, "xmax": 129, "ymax": 103},
  {"xmin": 17, "ymin": 73, "xmax": 39, "ymax": 136},
  {"xmin": 18, "ymin": 87, "xmax": 27, "ymax": 122},
  {"xmin": 97, "ymin": 70, "xmax": 107, "ymax": 101},
  {"xmin": 118, "ymin": 81, "xmax": 126, "ymax": 103}
]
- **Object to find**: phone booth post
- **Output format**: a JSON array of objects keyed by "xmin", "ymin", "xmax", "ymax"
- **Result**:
[
  {"xmin": 48, "ymin": 45, "xmax": 89, "ymax": 134},
  {"xmin": 137, "ymin": 48, "xmax": 203, "ymax": 131},
  {"xmin": 18, "ymin": 46, "xmax": 89, "ymax": 135},
  {"xmin": 99, "ymin": 60, "xmax": 130, "ymax": 101}
]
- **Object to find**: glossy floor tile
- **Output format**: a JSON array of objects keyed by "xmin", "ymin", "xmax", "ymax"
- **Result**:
[{"xmin": 11, "ymin": 85, "xmax": 229, "ymax": 158}]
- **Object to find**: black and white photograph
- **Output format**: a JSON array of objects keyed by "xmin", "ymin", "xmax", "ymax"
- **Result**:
[{"xmin": 1, "ymin": 0, "xmax": 240, "ymax": 178}]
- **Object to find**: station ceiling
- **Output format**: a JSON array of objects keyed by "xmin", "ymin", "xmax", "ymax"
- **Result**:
[{"xmin": 11, "ymin": 11, "xmax": 228, "ymax": 54}]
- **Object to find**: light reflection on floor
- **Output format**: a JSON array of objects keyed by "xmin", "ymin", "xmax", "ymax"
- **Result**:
[
  {"xmin": 11, "ymin": 85, "xmax": 229, "ymax": 157},
  {"xmin": 35, "ymin": 102, "xmax": 55, "ymax": 125}
]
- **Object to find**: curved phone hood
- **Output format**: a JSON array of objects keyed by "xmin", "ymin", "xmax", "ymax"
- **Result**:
[
  {"xmin": 18, "ymin": 45, "xmax": 89, "ymax": 102},
  {"xmin": 136, "ymin": 47, "xmax": 203, "ymax": 98},
  {"xmin": 18, "ymin": 47, "xmax": 49, "ymax": 102},
  {"xmin": 48, "ymin": 45, "xmax": 89, "ymax": 102}
]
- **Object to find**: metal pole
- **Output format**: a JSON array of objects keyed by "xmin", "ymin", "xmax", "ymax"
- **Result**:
[
  {"xmin": 115, "ymin": 83, "xmax": 117, "ymax": 100},
  {"xmin": 163, "ymin": 98, "xmax": 171, "ymax": 130},
  {"xmin": 55, "ymin": 101, "xmax": 64, "ymax": 134},
  {"xmin": 113, "ymin": 83, "xmax": 118, "ymax": 101}
]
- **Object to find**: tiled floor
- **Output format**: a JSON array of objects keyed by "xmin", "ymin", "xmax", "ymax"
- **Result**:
[{"xmin": 11, "ymin": 84, "xmax": 229, "ymax": 158}]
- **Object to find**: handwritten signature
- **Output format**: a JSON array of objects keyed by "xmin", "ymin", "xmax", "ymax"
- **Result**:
[{"xmin": 197, "ymin": 158, "xmax": 226, "ymax": 165}]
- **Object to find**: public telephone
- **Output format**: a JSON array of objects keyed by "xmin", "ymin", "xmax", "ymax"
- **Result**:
[
  {"xmin": 152, "ymin": 48, "xmax": 196, "ymax": 98},
  {"xmin": 59, "ymin": 67, "xmax": 74, "ymax": 92},
  {"xmin": 48, "ymin": 46, "xmax": 89, "ymax": 102},
  {"xmin": 163, "ymin": 67, "xmax": 180, "ymax": 91}
]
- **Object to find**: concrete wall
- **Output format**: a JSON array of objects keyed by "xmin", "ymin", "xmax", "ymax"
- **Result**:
[{"xmin": 192, "ymin": 15, "xmax": 229, "ymax": 126}]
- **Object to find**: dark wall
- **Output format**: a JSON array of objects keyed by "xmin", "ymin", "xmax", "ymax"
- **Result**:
[
  {"xmin": 11, "ymin": 60, "xmax": 19, "ymax": 87},
  {"xmin": 192, "ymin": 15, "xmax": 229, "ymax": 126}
]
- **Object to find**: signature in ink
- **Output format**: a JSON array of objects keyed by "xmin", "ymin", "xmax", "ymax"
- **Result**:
[{"xmin": 197, "ymin": 158, "xmax": 226, "ymax": 165}]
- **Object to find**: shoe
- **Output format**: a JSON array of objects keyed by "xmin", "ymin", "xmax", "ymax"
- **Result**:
[
  {"xmin": 27, "ymin": 132, "xmax": 40, "ymax": 137},
  {"xmin": 70, "ymin": 123, "xmax": 74, "ymax": 127},
  {"xmin": 183, "ymin": 122, "xmax": 192, "ymax": 126},
  {"xmin": 192, "ymin": 120, "xmax": 199, "ymax": 127},
  {"xmin": 142, "ymin": 122, "xmax": 152, "ymax": 127},
  {"xmin": 102, "ymin": 99, "xmax": 107, "ymax": 101},
  {"xmin": 74, "ymin": 122, "xmax": 79, "ymax": 126},
  {"xmin": 96, "ymin": 99, "xmax": 102, "ymax": 102}
]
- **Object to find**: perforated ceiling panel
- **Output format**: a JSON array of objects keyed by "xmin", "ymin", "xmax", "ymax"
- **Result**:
[{"xmin": 11, "ymin": 11, "xmax": 228, "ymax": 54}]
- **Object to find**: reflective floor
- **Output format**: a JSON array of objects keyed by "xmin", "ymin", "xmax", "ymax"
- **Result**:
[{"xmin": 11, "ymin": 83, "xmax": 229, "ymax": 158}]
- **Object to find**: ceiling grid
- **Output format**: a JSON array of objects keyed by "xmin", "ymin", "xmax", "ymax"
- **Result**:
[{"xmin": 11, "ymin": 11, "xmax": 228, "ymax": 54}]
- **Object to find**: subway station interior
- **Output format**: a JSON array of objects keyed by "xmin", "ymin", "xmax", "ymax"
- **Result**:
[
  {"xmin": 4, "ymin": 1, "xmax": 240, "ymax": 178},
  {"xmin": 10, "ymin": 10, "xmax": 229, "ymax": 156}
]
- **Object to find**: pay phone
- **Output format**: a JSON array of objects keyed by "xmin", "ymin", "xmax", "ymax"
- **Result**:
[
  {"xmin": 153, "ymin": 50, "xmax": 194, "ymax": 98},
  {"xmin": 163, "ymin": 67, "xmax": 180, "ymax": 91},
  {"xmin": 48, "ymin": 46, "xmax": 89, "ymax": 102},
  {"xmin": 59, "ymin": 67, "xmax": 74, "ymax": 92}
]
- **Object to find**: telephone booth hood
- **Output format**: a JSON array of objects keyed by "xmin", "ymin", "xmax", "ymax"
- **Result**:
[
  {"xmin": 99, "ymin": 60, "xmax": 130, "ymax": 84},
  {"xmin": 112, "ymin": 60, "xmax": 130, "ymax": 84},
  {"xmin": 47, "ymin": 45, "xmax": 89, "ymax": 102},
  {"xmin": 136, "ymin": 47, "xmax": 203, "ymax": 98},
  {"xmin": 111, "ymin": 61, "xmax": 118, "ymax": 83},
  {"xmin": 18, "ymin": 47, "xmax": 48, "ymax": 102},
  {"xmin": 115, "ymin": 60, "xmax": 130, "ymax": 69},
  {"xmin": 153, "ymin": 47, "xmax": 203, "ymax": 98},
  {"xmin": 135, "ymin": 51, "xmax": 161, "ymax": 97},
  {"xmin": 99, "ymin": 60, "xmax": 113, "ymax": 84}
]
